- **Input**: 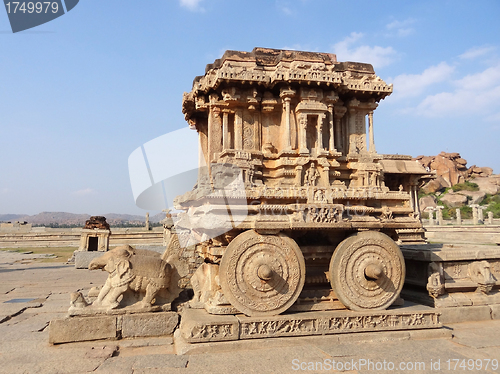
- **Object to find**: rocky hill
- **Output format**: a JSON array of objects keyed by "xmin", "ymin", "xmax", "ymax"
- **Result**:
[{"xmin": 415, "ymin": 152, "xmax": 499, "ymax": 219}]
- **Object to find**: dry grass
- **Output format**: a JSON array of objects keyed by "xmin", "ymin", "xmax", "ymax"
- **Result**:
[{"xmin": 0, "ymin": 246, "xmax": 76, "ymax": 262}]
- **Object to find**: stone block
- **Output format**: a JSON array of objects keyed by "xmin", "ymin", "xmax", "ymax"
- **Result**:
[
  {"xmin": 122, "ymin": 312, "xmax": 179, "ymax": 338},
  {"xmin": 49, "ymin": 315, "xmax": 117, "ymax": 344},
  {"xmin": 180, "ymin": 308, "xmax": 239, "ymax": 343},
  {"xmin": 439, "ymin": 305, "xmax": 492, "ymax": 324},
  {"xmin": 74, "ymin": 251, "xmax": 104, "ymax": 269}
]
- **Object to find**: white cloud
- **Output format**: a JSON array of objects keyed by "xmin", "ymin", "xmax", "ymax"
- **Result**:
[
  {"xmin": 72, "ymin": 188, "xmax": 96, "ymax": 196},
  {"xmin": 0, "ymin": 188, "xmax": 10, "ymax": 194},
  {"xmin": 180, "ymin": 0, "xmax": 204, "ymax": 12},
  {"xmin": 386, "ymin": 18, "xmax": 415, "ymax": 37},
  {"xmin": 459, "ymin": 46, "xmax": 496, "ymax": 60},
  {"xmin": 276, "ymin": 0, "xmax": 293, "ymax": 15},
  {"xmin": 415, "ymin": 62, "xmax": 500, "ymax": 118},
  {"xmin": 390, "ymin": 62, "xmax": 455, "ymax": 98},
  {"xmin": 332, "ymin": 32, "xmax": 397, "ymax": 68}
]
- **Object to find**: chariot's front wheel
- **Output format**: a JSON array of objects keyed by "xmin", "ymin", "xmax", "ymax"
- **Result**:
[
  {"xmin": 329, "ymin": 231, "xmax": 405, "ymax": 311},
  {"xmin": 219, "ymin": 230, "xmax": 306, "ymax": 317}
]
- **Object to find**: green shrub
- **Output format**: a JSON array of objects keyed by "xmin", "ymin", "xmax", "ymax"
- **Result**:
[
  {"xmin": 452, "ymin": 181, "xmax": 479, "ymax": 192},
  {"xmin": 459, "ymin": 206, "xmax": 473, "ymax": 219}
]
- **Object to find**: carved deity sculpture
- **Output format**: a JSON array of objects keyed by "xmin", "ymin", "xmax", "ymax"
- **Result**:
[{"xmin": 304, "ymin": 163, "xmax": 320, "ymax": 187}]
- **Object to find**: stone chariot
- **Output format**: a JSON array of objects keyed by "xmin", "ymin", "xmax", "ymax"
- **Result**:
[{"xmin": 165, "ymin": 48, "xmax": 430, "ymax": 317}]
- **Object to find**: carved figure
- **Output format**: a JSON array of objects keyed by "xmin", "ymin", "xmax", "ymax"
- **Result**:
[
  {"xmin": 469, "ymin": 260, "xmax": 496, "ymax": 294},
  {"xmin": 88, "ymin": 245, "xmax": 174, "ymax": 310},
  {"xmin": 380, "ymin": 206, "xmax": 393, "ymax": 220},
  {"xmin": 304, "ymin": 163, "xmax": 320, "ymax": 187},
  {"xmin": 426, "ymin": 262, "xmax": 444, "ymax": 298}
]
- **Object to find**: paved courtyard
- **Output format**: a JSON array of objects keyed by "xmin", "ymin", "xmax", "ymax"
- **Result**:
[{"xmin": 0, "ymin": 250, "xmax": 499, "ymax": 374}]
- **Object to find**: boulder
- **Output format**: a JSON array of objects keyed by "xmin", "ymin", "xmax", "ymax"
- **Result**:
[
  {"xmin": 456, "ymin": 190, "xmax": 486, "ymax": 204},
  {"xmin": 84, "ymin": 216, "xmax": 110, "ymax": 230},
  {"xmin": 440, "ymin": 193, "xmax": 468, "ymax": 208},
  {"xmin": 415, "ymin": 152, "xmax": 495, "ymax": 187},
  {"xmin": 422, "ymin": 175, "xmax": 449, "ymax": 194},
  {"xmin": 419, "ymin": 195, "xmax": 437, "ymax": 214},
  {"xmin": 479, "ymin": 167, "xmax": 493, "ymax": 177},
  {"xmin": 473, "ymin": 177, "xmax": 500, "ymax": 195},
  {"xmin": 430, "ymin": 155, "xmax": 461, "ymax": 186}
]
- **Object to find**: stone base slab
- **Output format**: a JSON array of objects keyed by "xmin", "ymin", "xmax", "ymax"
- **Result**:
[
  {"xmin": 402, "ymin": 289, "xmax": 500, "ymax": 308},
  {"xmin": 174, "ymin": 326, "xmax": 452, "ymax": 355},
  {"xmin": 178, "ymin": 307, "xmax": 441, "ymax": 344},
  {"xmin": 74, "ymin": 251, "xmax": 104, "ymax": 269},
  {"xmin": 49, "ymin": 312, "xmax": 179, "ymax": 344}
]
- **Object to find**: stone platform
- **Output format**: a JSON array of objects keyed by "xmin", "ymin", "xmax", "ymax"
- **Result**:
[
  {"xmin": 401, "ymin": 243, "xmax": 500, "ymax": 308},
  {"xmin": 176, "ymin": 306, "xmax": 442, "ymax": 350}
]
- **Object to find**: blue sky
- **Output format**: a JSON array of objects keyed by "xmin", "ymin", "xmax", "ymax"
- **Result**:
[{"xmin": 1, "ymin": 0, "xmax": 499, "ymax": 215}]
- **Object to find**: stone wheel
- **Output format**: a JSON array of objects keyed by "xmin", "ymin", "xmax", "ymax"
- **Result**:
[
  {"xmin": 219, "ymin": 230, "xmax": 306, "ymax": 317},
  {"xmin": 329, "ymin": 231, "xmax": 405, "ymax": 311}
]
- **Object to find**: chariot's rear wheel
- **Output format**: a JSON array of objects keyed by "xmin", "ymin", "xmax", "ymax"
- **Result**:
[
  {"xmin": 219, "ymin": 230, "xmax": 306, "ymax": 317},
  {"xmin": 329, "ymin": 231, "xmax": 405, "ymax": 311}
]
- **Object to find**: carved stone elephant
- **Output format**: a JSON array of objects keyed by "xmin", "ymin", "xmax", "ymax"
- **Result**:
[{"xmin": 88, "ymin": 245, "xmax": 173, "ymax": 310}]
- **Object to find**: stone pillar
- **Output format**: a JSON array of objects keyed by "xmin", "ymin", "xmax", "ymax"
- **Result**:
[
  {"xmin": 298, "ymin": 114, "xmax": 308, "ymax": 155},
  {"xmin": 427, "ymin": 209, "xmax": 435, "ymax": 225},
  {"xmin": 261, "ymin": 106, "xmax": 274, "ymax": 152},
  {"xmin": 317, "ymin": 114, "xmax": 325, "ymax": 151},
  {"xmin": 413, "ymin": 186, "xmax": 421, "ymax": 218},
  {"xmin": 283, "ymin": 98, "xmax": 292, "ymax": 151},
  {"xmin": 280, "ymin": 88, "xmax": 294, "ymax": 151},
  {"xmin": 436, "ymin": 206, "xmax": 444, "ymax": 226},
  {"xmin": 488, "ymin": 211, "xmax": 494, "ymax": 225},
  {"xmin": 471, "ymin": 204, "xmax": 479, "ymax": 225},
  {"xmin": 322, "ymin": 166, "xmax": 330, "ymax": 187},
  {"xmin": 295, "ymin": 165, "xmax": 303, "ymax": 186},
  {"xmin": 478, "ymin": 206, "xmax": 485, "ymax": 224},
  {"xmin": 328, "ymin": 105, "xmax": 335, "ymax": 152},
  {"xmin": 334, "ymin": 106, "xmax": 346, "ymax": 153},
  {"xmin": 368, "ymin": 111, "xmax": 376, "ymax": 153},
  {"xmin": 222, "ymin": 110, "xmax": 230, "ymax": 150},
  {"xmin": 145, "ymin": 212, "xmax": 150, "ymax": 231},
  {"xmin": 234, "ymin": 109, "xmax": 243, "ymax": 150},
  {"xmin": 456, "ymin": 209, "xmax": 462, "ymax": 225}
]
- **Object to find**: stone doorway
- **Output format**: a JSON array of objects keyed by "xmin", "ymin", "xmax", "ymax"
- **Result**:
[{"xmin": 88, "ymin": 236, "xmax": 98, "ymax": 251}]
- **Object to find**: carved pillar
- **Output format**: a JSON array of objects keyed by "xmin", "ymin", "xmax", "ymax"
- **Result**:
[
  {"xmin": 235, "ymin": 109, "xmax": 243, "ymax": 150},
  {"xmin": 488, "ymin": 211, "xmax": 494, "ymax": 225},
  {"xmin": 348, "ymin": 108, "xmax": 357, "ymax": 154},
  {"xmin": 280, "ymin": 88, "xmax": 295, "ymax": 151},
  {"xmin": 322, "ymin": 166, "xmax": 330, "ymax": 187},
  {"xmin": 283, "ymin": 98, "xmax": 292, "ymax": 151},
  {"xmin": 298, "ymin": 114, "xmax": 308, "ymax": 155},
  {"xmin": 456, "ymin": 209, "xmax": 462, "ymax": 225},
  {"xmin": 334, "ymin": 106, "xmax": 346, "ymax": 153},
  {"xmin": 295, "ymin": 165, "xmax": 303, "ymax": 186},
  {"xmin": 251, "ymin": 108, "xmax": 261, "ymax": 151},
  {"xmin": 316, "ymin": 113, "xmax": 325, "ymax": 151},
  {"xmin": 368, "ymin": 111, "xmax": 376, "ymax": 153},
  {"xmin": 262, "ymin": 106, "xmax": 274, "ymax": 153},
  {"xmin": 222, "ymin": 110, "xmax": 230, "ymax": 150},
  {"xmin": 328, "ymin": 105, "xmax": 335, "ymax": 152}
]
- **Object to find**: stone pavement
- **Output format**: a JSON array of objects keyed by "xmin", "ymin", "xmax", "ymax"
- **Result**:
[{"xmin": 1, "ymin": 251, "xmax": 499, "ymax": 374}]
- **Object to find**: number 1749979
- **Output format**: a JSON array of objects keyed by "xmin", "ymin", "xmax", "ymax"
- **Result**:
[{"xmin": 5, "ymin": 2, "xmax": 59, "ymax": 14}]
